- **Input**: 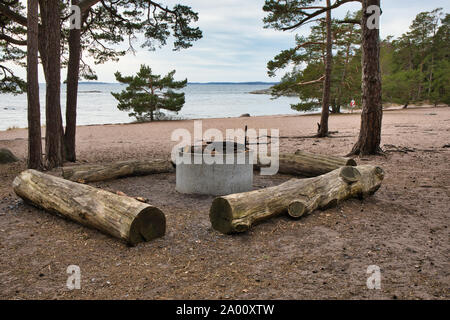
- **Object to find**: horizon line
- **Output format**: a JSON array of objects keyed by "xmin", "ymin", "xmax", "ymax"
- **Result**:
[{"xmin": 37, "ymin": 81, "xmax": 279, "ymax": 85}]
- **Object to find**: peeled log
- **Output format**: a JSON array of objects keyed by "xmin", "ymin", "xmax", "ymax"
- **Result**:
[
  {"xmin": 258, "ymin": 150, "xmax": 356, "ymax": 177},
  {"xmin": 13, "ymin": 169, "xmax": 166, "ymax": 245},
  {"xmin": 62, "ymin": 159, "xmax": 174, "ymax": 182},
  {"xmin": 210, "ymin": 165, "xmax": 384, "ymax": 234}
]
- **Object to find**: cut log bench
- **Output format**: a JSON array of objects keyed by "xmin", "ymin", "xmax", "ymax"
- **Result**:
[
  {"xmin": 62, "ymin": 159, "xmax": 174, "ymax": 182},
  {"xmin": 61, "ymin": 151, "xmax": 352, "ymax": 183},
  {"xmin": 12, "ymin": 151, "xmax": 380, "ymax": 243},
  {"xmin": 209, "ymin": 165, "xmax": 384, "ymax": 234},
  {"xmin": 13, "ymin": 170, "xmax": 166, "ymax": 245},
  {"xmin": 257, "ymin": 150, "xmax": 357, "ymax": 177}
]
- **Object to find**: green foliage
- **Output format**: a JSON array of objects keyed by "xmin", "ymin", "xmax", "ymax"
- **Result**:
[
  {"xmin": 0, "ymin": 0, "xmax": 26, "ymax": 94},
  {"xmin": 0, "ymin": 1, "xmax": 202, "ymax": 91},
  {"xmin": 266, "ymin": 4, "xmax": 449, "ymax": 112},
  {"xmin": 112, "ymin": 65, "xmax": 187, "ymax": 121},
  {"xmin": 59, "ymin": 1, "xmax": 202, "ymax": 79},
  {"xmin": 382, "ymin": 69, "xmax": 422, "ymax": 105},
  {"xmin": 263, "ymin": 0, "xmax": 320, "ymax": 31},
  {"xmin": 267, "ymin": 10, "xmax": 362, "ymax": 113},
  {"xmin": 430, "ymin": 59, "xmax": 450, "ymax": 105},
  {"xmin": 382, "ymin": 8, "xmax": 449, "ymax": 105}
]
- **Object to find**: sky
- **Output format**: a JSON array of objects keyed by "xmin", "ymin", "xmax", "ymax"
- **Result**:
[{"xmin": 8, "ymin": 0, "xmax": 450, "ymax": 83}]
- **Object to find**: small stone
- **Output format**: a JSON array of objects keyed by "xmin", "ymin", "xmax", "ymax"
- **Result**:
[{"xmin": 0, "ymin": 148, "xmax": 19, "ymax": 164}]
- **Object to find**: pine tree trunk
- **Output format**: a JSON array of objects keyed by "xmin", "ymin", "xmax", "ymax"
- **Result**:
[
  {"xmin": 64, "ymin": 1, "xmax": 82, "ymax": 162},
  {"xmin": 26, "ymin": 0, "xmax": 43, "ymax": 170},
  {"xmin": 37, "ymin": 0, "xmax": 48, "ymax": 82},
  {"xmin": 417, "ymin": 62, "xmax": 424, "ymax": 100},
  {"xmin": 349, "ymin": 0, "xmax": 383, "ymax": 155},
  {"xmin": 336, "ymin": 28, "xmax": 353, "ymax": 113},
  {"xmin": 427, "ymin": 53, "xmax": 434, "ymax": 99},
  {"xmin": 43, "ymin": 0, "xmax": 64, "ymax": 168},
  {"xmin": 318, "ymin": 0, "xmax": 332, "ymax": 137}
]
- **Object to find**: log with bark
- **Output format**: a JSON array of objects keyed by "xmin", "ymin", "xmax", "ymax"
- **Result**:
[
  {"xmin": 13, "ymin": 169, "xmax": 166, "ymax": 245},
  {"xmin": 257, "ymin": 150, "xmax": 357, "ymax": 177},
  {"xmin": 210, "ymin": 165, "xmax": 384, "ymax": 234},
  {"xmin": 62, "ymin": 159, "xmax": 174, "ymax": 182}
]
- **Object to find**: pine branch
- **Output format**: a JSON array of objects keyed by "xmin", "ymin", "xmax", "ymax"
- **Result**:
[
  {"xmin": 336, "ymin": 19, "xmax": 361, "ymax": 25},
  {"xmin": 294, "ymin": 41, "xmax": 325, "ymax": 50},
  {"xmin": 79, "ymin": 0, "xmax": 102, "ymax": 12},
  {"xmin": 0, "ymin": 3, "xmax": 27, "ymax": 26},
  {"xmin": 281, "ymin": 0, "xmax": 361, "ymax": 31},
  {"xmin": 0, "ymin": 33, "xmax": 26, "ymax": 45},
  {"xmin": 298, "ymin": 75, "xmax": 325, "ymax": 85}
]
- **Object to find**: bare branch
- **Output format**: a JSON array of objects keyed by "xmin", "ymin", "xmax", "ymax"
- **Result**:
[
  {"xmin": 79, "ymin": 0, "xmax": 102, "ymax": 12},
  {"xmin": 296, "ymin": 6, "xmax": 326, "ymax": 10},
  {"xmin": 0, "ymin": 33, "xmax": 26, "ymax": 45},
  {"xmin": 298, "ymin": 75, "xmax": 325, "ymax": 86}
]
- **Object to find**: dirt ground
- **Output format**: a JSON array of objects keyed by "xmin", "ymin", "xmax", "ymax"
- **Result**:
[{"xmin": 0, "ymin": 106, "xmax": 449, "ymax": 299}]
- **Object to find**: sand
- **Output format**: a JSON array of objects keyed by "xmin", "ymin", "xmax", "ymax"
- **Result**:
[{"xmin": 0, "ymin": 105, "xmax": 449, "ymax": 299}]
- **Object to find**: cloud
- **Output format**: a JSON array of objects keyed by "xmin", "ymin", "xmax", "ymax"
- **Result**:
[
  {"xmin": 6, "ymin": 0, "xmax": 450, "ymax": 82},
  {"xmin": 84, "ymin": 0, "xmax": 297, "ymax": 82}
]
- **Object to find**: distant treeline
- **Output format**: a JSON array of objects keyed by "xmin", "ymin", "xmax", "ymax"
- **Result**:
[
  {"xmin": 269, "ymin": 8, "xmax": 449, "ymax": 112},
  {"xmin": 381, "ymin": 8, "xmax": 449, "ymax": 107},
  {"xmin": 77, "ymin": 82, "xmax": 279, "ymax": 85}
]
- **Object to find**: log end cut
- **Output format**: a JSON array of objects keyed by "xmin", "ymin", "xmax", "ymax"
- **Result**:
[
  {"xmin": 287, "ymin": 201, "xmax": 307, "ymax": 218},
  {"xmin": 209, "ymin": 197, "xmax": 237, "ymax": 234},
  {"xmin": 339, "ymin": 166, "xmax": 361, "ymax": 183},
  {"xmin": 129, "ymin": 206, "xmax": 166, "ymax": 246}
]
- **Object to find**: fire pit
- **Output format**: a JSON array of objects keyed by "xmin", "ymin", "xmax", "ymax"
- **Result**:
[{"xmin": 175, "ymin": 141, "xmax": 253, "ymax": 196}]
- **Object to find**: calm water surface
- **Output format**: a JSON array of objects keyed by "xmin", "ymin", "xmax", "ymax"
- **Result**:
[{"xmin": 0, "ymin": 83, "xmax": 307, "ymax": 131}]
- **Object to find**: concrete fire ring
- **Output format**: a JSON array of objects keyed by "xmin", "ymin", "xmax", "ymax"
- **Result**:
[{"xmin": 175, "ymin": 142, "xmax": 253, "ymax": 196}]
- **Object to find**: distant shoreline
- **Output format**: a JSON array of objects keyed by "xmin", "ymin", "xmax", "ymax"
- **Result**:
[
  {"xmin": 1, "ymin": 104, "xmax": 446, "ymax": 133},
  {"xmin": 249, "ymin": 87, "xmax": 297, "ymax": 97},
  {"xmin": 37, "ymin": 81, "xmax": 280, "ymax": 85}
]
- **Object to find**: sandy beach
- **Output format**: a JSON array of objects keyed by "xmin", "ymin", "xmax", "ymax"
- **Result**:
[{"xmin": 0, "ymin": 105, "xmax": 449, "ymax": 299}]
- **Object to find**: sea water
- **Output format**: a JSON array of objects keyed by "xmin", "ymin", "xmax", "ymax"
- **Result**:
[{"xmin": 0, "ymin": 83, "xmax": 306, "ymax": 131}]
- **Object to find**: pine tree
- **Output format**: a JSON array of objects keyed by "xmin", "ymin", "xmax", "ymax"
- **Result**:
[
  {"xmin": 112, "ymin": 65, "xmax": 187, "ymax": 122},
  {"xmin": 380, "ymin": 8, "xmax": 448, "ymax": 107},
  {"xmin": 0, "ymin": 1, "xmax": 202, "ymax": 166},
  {"xmin": 264, "ymin": 0, "xmax": 340, "ymax": 137},
  {"xmin": 267, "ymin": 11, "xmax": 361, "ymax": 114},
  {"xmin": 0, "ymin": 0, "xmax": 26, "ymax": 94}
]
